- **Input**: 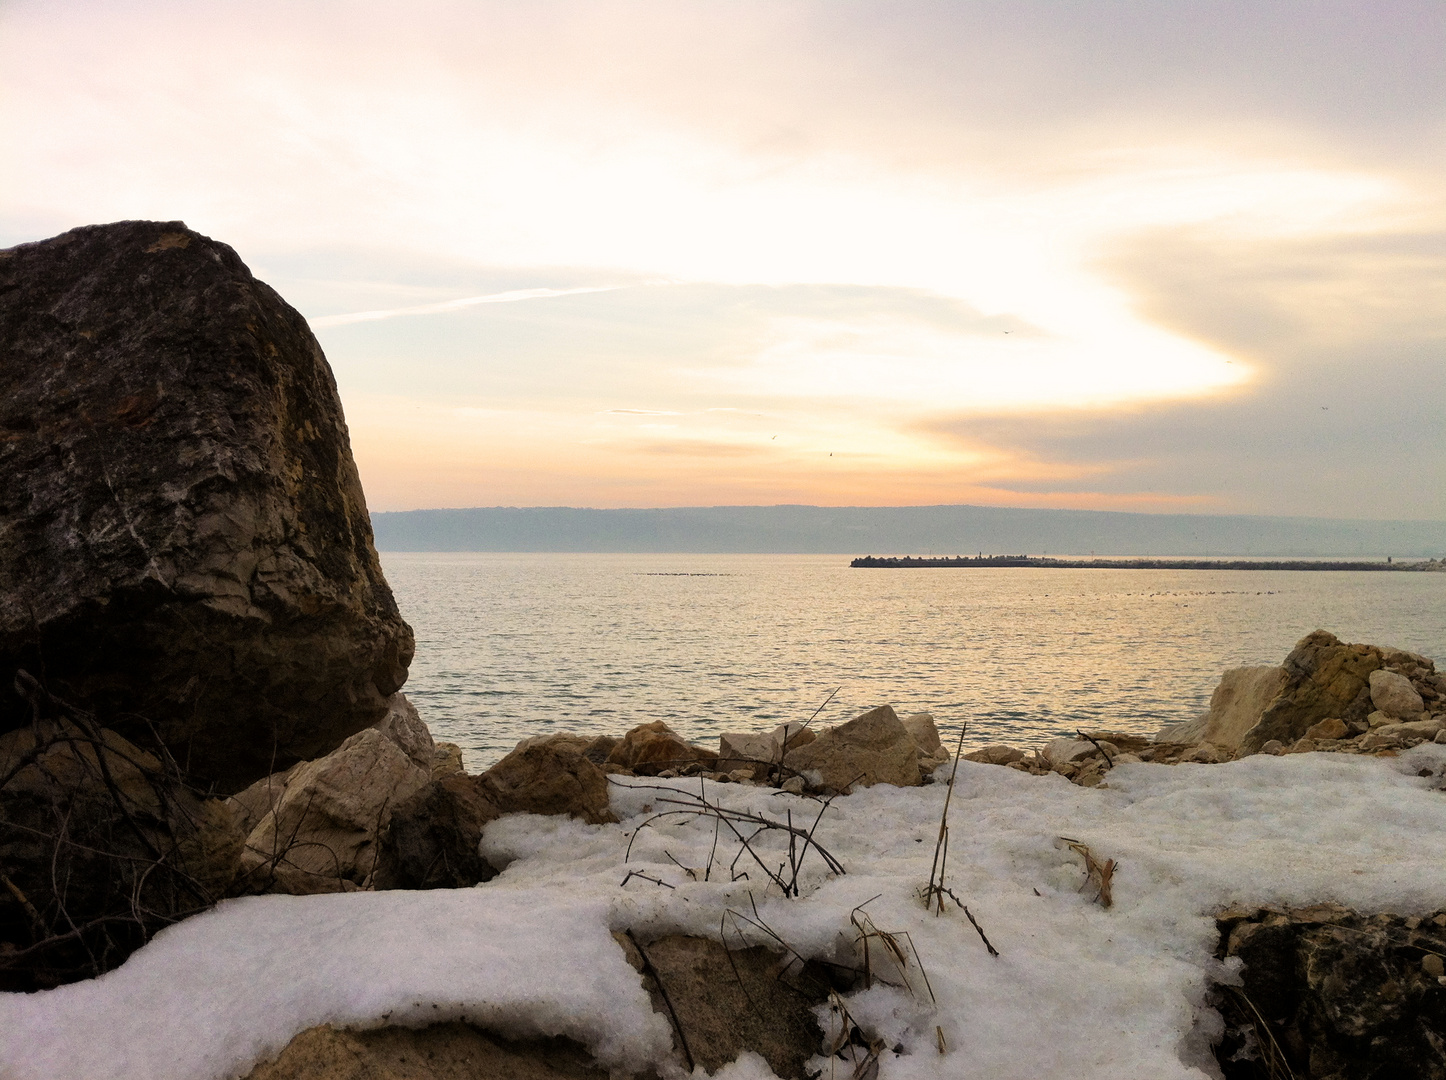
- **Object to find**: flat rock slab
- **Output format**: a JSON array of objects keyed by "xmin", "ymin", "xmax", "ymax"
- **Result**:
[{"xmin": 0, "ymin": 221, "xmax": 413, "ymax": 791}]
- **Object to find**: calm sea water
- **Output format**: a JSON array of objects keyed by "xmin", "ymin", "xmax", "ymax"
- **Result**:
[{"xmin": 380, "ymin": 553, "xmax": 1446, "ymax": 772}]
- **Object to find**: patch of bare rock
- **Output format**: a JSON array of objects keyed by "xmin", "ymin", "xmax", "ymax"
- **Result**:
[
  {"xmin": 245, "ymin": 1023, "xmax": 617, "ymax": 1080},
  {"xmin": 1210, "ymin": 904, "xmax": 1446, "ymax": 1080},
  {"xmin": 964, "ymin": 630, "xmax": 1446, "ymax": 788}
]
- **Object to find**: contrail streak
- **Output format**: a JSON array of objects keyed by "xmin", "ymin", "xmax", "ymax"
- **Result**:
[{"xmin": 308, "ymin": 285, "xmax": 623, "ymax": 328}]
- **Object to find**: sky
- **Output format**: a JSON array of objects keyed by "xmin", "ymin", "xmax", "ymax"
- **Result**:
[{"xmin": 2, "ymin": 1, "xmax": 1442, "ymax": 518}]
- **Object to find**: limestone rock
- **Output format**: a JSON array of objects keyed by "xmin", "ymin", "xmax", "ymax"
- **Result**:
[
  {"xmin": 770, "ymin": 722, "xmax": 816, "ymax": 754},
  {"xmin": 244, "ymin": 1023, "xmax": 612, "ymax": 1080},
  {"xmin": 1182, "ymin": 743, "xmax": 1226, "ymax": 764},
  {"xmin": 228, "ymin": 766, "xmax": 297, "ymax": 844},
  {"xmin": 718, "ymin": 731, "xmax": 779, "ymax": 772},
  {"xmin": 1200, "ymin": 666, "xmax": 1290, "ymax": 748},
  {"xmin": 369, "ymin": 693, "xmax": 434, "ymax": 772},
  {"xmin": 373, "ymin": 773, "xmax": 499, "ymax": 890},
  {"xmin": 784, "ymin": 705, "xmax": 921, "ymax": 792},
  {"xmin": 237, "ymin": 727, "xmax": 430, "ymax": 894},
  {"xmin": 606, "ymin": 722, "xmax": 717, "ymax": 777},
  {"xmin": 0, "ymin": 221, "xmax": 414, "ymax": 792},
  {"xmin": 1241, "ymin": 632, "xmax": 1384, "ymax": 754},
  {"xmin": 478, "ymin": 737, "xmax": 616, "ymax": 824},
  {"xmin": 1304, "ymin": 717, "xmax": 1349, "ymax": 741},
  {"xmin": 1358, "ymin": 729, "xmax": 1405, "ymax": 752},
  {"xmin": 1153, "ymin": 713, "xmax": 1209, "ymax": 744},
  {"xmin": 718, "ymin": 724, "xmax": 816, "ymax": 775},
  {"xmin": 1042, "ymin": 737, "xmax": 1100, "ymax": 767},
  {"xmin": 1370, "ymin": 668, "xmax": 1426, "ymax": 720},
  {"xmin": 0, "ymin": 712, "xmax": 245, "ymax": 989},
  {"xmin": 1374, "ymin": 717, "xmax": 1444, "ymax": 741},
  {"xmin": 964, "ymin": 744, "xmax": 1026, "ymax": 766},
  {"xmin": 900, "ymin": 711, "xmax": 943, "ymax": 754},
  {"xmin": 431, "ymin": 742, "xmax": 465, "ymax": 778}
]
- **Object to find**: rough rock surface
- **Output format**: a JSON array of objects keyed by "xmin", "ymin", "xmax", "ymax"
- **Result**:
[
  {"xmin": 369, "ymin": 693, "xmax": 434, "ymax": 773},
  {"xmin": 606, "ymin": 722, "xmax": 718, "ymax": 777},
  {"xmin": 431, "ymin": 742, "xmax": 465, "ymax": 778},
  {"xmin": 0, "ymin": 221, "xmax": 413, "ymax": 792},
  {"xmin": 964, "ymin": 744, "xmax": 1026, "ymax": 766},
  {"xmin": 901, "ymin": 711, "xmax": 943, "ymax": 754},
  {"xmin": 619, "ymin": 933, "xmax": 839, "ymax": 1080},
  {"xmin": 0, "ymin": 707, "xmax": 244, "ymax": 990},
  {"xmin": 1370, "ymin": 668, "xmax": 1426, "ymax": 720},
  {"xmin": 717, "ymin": 731, "xmax": 780, "ymax": 773},
  {"xmin": 1242, "ymin": 632, "xmax": 1388, "ymax": 753},
  {"xmin": 244, "ymin": 1023, "xmax": 613, "ymax": 1080},
  {"xmin": 1213, "ymin": 904, "xmax": 1446, "ymax": 1080},
  {"xmin": 373, "ymin": 773, "xmax": 499, "ymax": 890},
  {"xmin": 236, "ymin": 727, "xmax": 430, "ymax": 894},
  {"xmin": 478, "ymin": 736, "xmax": 616, "ymax": 824},
  {"xmin": 1304, "ymin": 717, "xmax": 1350, "ymax": 742},
  {"xmin": 1200, "ymin": 666, "xmax": 1290, "ymax": 748},
  {"xmin": 785, "ymin": 705, "xmax": 920, "ymax": 792}
]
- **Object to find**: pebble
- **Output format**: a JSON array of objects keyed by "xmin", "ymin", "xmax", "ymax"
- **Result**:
[{"xmin": 1423, "ymin": 954, "xmax": 1444, "ymax": 978}]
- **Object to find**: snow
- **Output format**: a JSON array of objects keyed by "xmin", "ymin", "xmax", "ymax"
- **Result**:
[{"xmin": 5, "ymin": 744, "xmax": 1446, "ymax": 1080}]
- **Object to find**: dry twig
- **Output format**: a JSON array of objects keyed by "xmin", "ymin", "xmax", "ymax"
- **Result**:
[{"xmin": 1062, "ymin": 837, "xmax": 1116, "ymax": 908}]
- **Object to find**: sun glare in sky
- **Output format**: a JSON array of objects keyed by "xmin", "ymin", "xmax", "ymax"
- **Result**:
[{"xmin": 2, "ymin": 1, "xmax": 1442, "ymax": 517}]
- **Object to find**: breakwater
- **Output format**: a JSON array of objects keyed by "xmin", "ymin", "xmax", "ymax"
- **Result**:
[{"xmin": 851, "ymin": 555, "xmax": 1445, "ymax": 570}]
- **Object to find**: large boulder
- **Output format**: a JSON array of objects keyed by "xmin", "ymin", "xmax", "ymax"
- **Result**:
[
  {"xmin": 0, "ymin": 221, "xmax": 413, "ymax": 792},
  {"xmin": 1241, "ymin": 631, "xmax": 1430, "ymax": 753},
  {"xmin": 1198, "ymin": 666, "xmax": 1290, "ymax": 748},
  {"xmin": 368, "ymin": 693, "xmax": 435, "ymax": 772},
  {"xmin": 784, "ymin": 705, "xmax": 921, "ymax": 792}
]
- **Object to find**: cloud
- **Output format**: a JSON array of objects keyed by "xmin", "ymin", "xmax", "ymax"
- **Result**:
[{"xmin": 1, "ymin": 0, "xmax": 1442, "ymax": 516}]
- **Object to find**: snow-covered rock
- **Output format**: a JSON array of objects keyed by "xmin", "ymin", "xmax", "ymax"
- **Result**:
[{"xmin": 10, "ymin": 747, "xmax": 1446, "ymax": 1080}]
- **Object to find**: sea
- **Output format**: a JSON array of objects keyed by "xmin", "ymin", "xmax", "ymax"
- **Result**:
[{"xmin": 380, "ymin": 552, "xmax": 1446, "ymax": 772}]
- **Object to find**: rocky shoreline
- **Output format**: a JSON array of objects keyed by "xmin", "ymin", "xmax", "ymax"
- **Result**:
[{"xmin": 4, "ymin": 221, "xmax": 1445, "ymax": 1080}]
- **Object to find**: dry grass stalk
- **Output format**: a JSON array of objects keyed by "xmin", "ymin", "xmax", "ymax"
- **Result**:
[
  {"xmin": 922, "ymin": 725, "xmax": 966, "ymax": 915},
  {"xmin": 1, "ymin": 671, "xmax": 232, "ymax": 988},
  {"xmin": 823, "ymin": 990, "xmax": 885, "ymax": 1080},
  {"xmin": 1075, "ymin": 730, "xmax": 1114, "ymax": 768},
  {"xmin": 1062, "ymin": 837, "xmax": 1116, "ymax": 908},
  {"xmin": 623, "ymin": 779, "xmax": 844, "ymax": 898},
  {"xmin": 850, "ymin": 899, "xmax": 935, "ymax": 1004},
  {"xmin": 1222, "ymin": 985, "xmax": 1298, "ymax": 1080}
]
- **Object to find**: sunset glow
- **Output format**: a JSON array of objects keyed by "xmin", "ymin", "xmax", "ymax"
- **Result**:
[{"xmin": 2, "ymin": 1, "xmax": 1441, "ymax": 517}]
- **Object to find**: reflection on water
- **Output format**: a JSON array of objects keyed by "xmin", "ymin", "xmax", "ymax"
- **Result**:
[{"xmin": 380, "ymin": 553, "xmax": 1446, "ymax": 772}]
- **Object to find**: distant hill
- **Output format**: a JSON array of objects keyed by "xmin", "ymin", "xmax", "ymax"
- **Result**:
[{"xmin": 369, "ymin": 504, "xmax": 1445, "ymax": 557}]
